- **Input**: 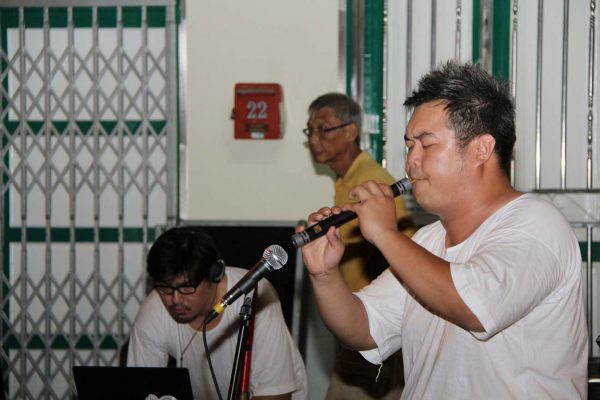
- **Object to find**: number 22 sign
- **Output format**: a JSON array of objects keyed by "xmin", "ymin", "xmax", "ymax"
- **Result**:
[{"xmin": 233, "ymin": 83, "xmax": 285, "ymax": 139}]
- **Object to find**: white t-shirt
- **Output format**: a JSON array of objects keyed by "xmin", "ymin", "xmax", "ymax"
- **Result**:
[
  {"xmin": 356, "ymin": 193, "xmax": 588, "ymax": 399},
  {"xmin": 128, "ymin": 267, "xmax": 307, "ymax": 400}
]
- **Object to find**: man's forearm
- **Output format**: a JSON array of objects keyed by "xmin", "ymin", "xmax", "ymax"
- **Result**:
[{"xmin": 310, "ymin": 268, "xmax": 376, "ymax": 350}]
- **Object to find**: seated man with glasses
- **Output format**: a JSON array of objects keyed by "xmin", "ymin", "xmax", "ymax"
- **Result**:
[
  {"xmin": 127, "ymin": 227, "xmax": 307, "ymax": 400},
  {"xmin": 304, "ymin": 92, "xmax": 414, "ymax": 400}
]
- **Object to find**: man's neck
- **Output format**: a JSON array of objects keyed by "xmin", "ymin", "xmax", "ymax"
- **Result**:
[
  {"xmin": 330, "ymin": 146, "xmax": 361, "ymax": 178},
  {"xmin": 190, "ymin": 276, "xmax": 228, "ymax": 331},
  {"xmin": 441, "ymin": 178, "xmax": 520, "ymax": 247}
]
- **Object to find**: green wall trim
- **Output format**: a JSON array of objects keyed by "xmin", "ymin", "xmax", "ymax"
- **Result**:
[
  {"xmin": 5, "ymin": 334, "xmax": 122, "ymax": 350},
  {"xmin": 0, "ymin": 6, "xmax": 167, "ymax": 28},
  {"xmin": 3, "ymin": 120, "xmax": 167, "ymax": 136},
  {"xmin": 8, "ymin": 227, "xmax": 156, "ymax": 243}
]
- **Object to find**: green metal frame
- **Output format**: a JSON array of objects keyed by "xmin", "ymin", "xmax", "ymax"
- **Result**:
[
  {"xmin": 581, "ymin": 242, "xmax": 600, "ymax": 263},
  {"xmin": 362, "ymin": 1, "xmax": 385, "ymax": 163},
  {"xmin": 472, "ymin": 0, "xmax": 511, "ymax": 79},
  {"xmin": 345, "ymin": 1, "xmax": 353, "ymax": 98},
  {"xmin": 344, "ymin": 0, "xmax": 384, "ymax": 163}
]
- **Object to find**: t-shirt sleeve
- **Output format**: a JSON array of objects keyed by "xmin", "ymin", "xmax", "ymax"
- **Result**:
[
  {"xmin": 355, "ymin": 269, "xmax": 407, "ymax": 364},
  {"xmin": 249, "ymin": 281, "xmax": 303, "ymax": 397},
  {"xmin": 451, "ymin": 207, "xmax": 575, "ymax": 340}
]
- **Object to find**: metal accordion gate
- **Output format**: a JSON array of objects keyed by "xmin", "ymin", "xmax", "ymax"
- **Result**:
[{"xmin": 0, "ymin": 1, "xmax": 180, "ymax": 398}]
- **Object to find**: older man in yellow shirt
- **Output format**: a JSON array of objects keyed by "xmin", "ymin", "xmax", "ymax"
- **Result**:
[{"xmin": 304, "ymin": 92, "xmax": 413, "ymax": 400}]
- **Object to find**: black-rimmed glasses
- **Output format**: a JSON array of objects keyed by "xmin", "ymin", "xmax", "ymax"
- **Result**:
[
  {"xmin": 154, "ymin": 282, "xmax": 200, "ymax": 295},
  {"xmin": 302, "ymin": 121, "xmax": 353, "ymax": 138}
]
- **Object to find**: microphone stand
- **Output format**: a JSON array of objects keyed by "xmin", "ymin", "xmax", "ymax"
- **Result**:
[{"xmin": 227, "ymin": 295, "xmax": 253, "ymax": 400}]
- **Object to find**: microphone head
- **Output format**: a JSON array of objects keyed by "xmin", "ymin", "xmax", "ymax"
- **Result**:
[{"xmin": 263, "ymin": 245, "xmax": 288, "ymax": 270}]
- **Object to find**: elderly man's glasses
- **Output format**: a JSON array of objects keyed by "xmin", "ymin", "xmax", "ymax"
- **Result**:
[
  {"xmin": 154, "ymin": 282, "xmax": 200, "ymax": 295},
  {"xmin": 302, "ymin": 122, "xmax": 353, "ymax": 138}
]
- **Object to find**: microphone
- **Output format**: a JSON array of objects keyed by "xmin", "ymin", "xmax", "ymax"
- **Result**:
[
  {"xmin": 204, "ymin": 244, "xmax": 288, "ymax": 324},
  {"xmin": 290, "ymin": 178, "xmax": 413, "ymax": 248}
]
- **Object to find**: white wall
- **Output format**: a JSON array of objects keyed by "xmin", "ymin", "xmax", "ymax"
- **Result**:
[
  {"xmin": 182, "ymin": 0, "xmax": 339, "ymax": 222},
  {"xmin": 181, "ymin": 4, "xmax": 344, "ymax": 398}
]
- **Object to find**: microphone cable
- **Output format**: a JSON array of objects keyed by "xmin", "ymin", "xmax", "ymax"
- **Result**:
[{"xmin": 203, "ymin": 315, "xmax": 224, "ymax": 400}]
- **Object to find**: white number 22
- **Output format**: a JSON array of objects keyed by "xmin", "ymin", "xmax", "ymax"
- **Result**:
[{"xmin": 246, "ymin": 101, "xmax": 268, "ymax": 119}]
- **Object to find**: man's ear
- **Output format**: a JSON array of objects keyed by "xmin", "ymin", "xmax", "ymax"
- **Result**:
[
  {"xmin": 474, "ymin": 134, "xmax": 496, "ymax": 163},
  {"xmin": 345, "ymin": 123, "xmax": 359, "ymax": 143}
]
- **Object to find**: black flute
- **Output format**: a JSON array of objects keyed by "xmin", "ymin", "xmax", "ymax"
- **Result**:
[{"xmin": 290, "ymin": 178, "xmax": 413, "ymax": 248}]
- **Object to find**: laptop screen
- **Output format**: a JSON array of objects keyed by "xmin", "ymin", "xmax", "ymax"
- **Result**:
[{"xmin": 73, "ymin": 366, "xmax": 194, "ymax": 400}]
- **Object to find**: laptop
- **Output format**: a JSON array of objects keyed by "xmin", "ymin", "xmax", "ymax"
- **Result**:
[{"xmin": 73, "ymin": 366, "xmax": 194, "ymax": 400}]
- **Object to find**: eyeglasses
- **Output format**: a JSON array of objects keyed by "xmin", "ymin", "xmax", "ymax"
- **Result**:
[
  {"xmin": 154, "ymin": 282, "xmax": 200, "ymax": 295},
  {"xmin": 302, "ymin": 122, "xmax": 353, "ymax": 138}
]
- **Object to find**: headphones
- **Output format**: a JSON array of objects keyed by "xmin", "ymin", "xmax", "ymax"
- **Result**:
[{"xmin": 209, "ymin": 258, "xmax": 226, "ymax": 282}]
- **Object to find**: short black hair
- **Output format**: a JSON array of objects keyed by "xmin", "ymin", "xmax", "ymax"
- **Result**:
[
  {"xmin": 308, "ymin": 92, "xmax": 362, "ymax": 135},
  {"xmin": 147, "ymin": 227, "xmax": 221, "ymax": 284},
  {"xmin": 404, "ymin": 61, "xmax": 515, "ymax": 176}
]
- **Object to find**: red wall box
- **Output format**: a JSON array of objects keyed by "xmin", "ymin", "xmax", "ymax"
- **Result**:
[{"xmin": 233, "ymin": 83, "xmax": 284, "ymax": 139}]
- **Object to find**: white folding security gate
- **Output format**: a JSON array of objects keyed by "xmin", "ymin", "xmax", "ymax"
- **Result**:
[{"xmin": 0, "ymin": 1, "xmax": 179, "ymax": 398}]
